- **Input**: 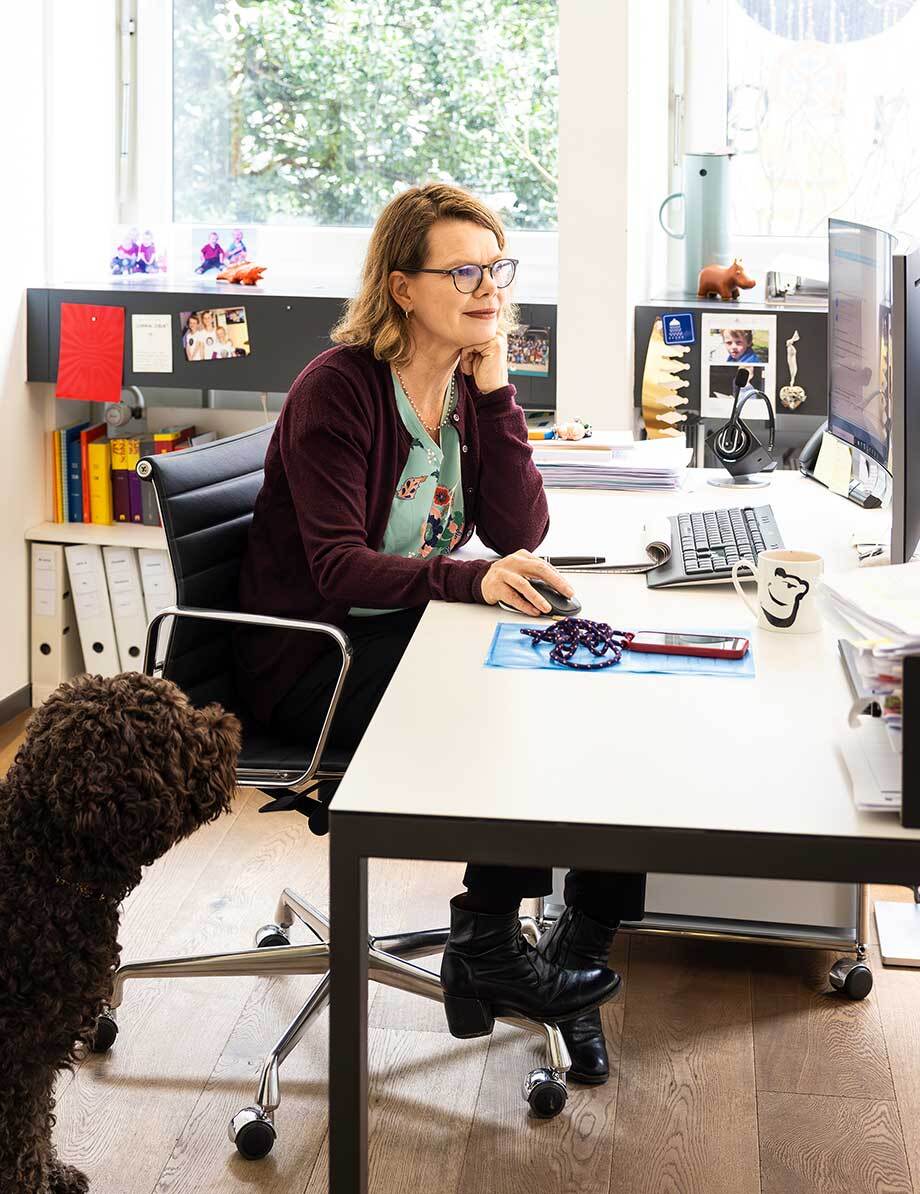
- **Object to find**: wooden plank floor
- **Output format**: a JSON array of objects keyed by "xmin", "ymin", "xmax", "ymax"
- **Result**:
[{"xmin": 3, "ymin": 715, "xmax": 920, "ymax": 1193}]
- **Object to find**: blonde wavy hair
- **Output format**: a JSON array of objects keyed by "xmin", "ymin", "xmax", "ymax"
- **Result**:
[{"xmin": 330, "ymin": 182, "xmax": 518, "ymax": 368}]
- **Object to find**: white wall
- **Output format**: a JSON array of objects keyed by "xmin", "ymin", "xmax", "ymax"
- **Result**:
[
  {"xmin": 0, "ymin": 1, "xmax": 117, "ymax": 705},
  {"xmin": 556, "ymin": 0, "xmax": 671, "ymax": 429},
  {"xmin": 0, "ymin": 5, "xmax": 52, "ymax": 704}
]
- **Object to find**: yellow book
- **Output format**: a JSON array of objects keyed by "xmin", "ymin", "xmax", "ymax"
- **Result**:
[
  {"xmin": 51, "ymin": 430, "xmax": 62, "ymax": 522},
  {"xmin": 88, "ymin": 439, "xmax": 113, "ymax": 525}
]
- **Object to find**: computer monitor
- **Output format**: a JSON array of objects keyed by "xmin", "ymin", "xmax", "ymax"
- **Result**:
[
  {"xmin": 890, "ymin": 240, "xmax": 920, "ymax": 563},
  {"xmin": 827, "ymin": 219, "xmax": 894, "ymax": 472},
  {"xmin": 827, "ymin": 218, "xmax": 920, "ymax": 562}
]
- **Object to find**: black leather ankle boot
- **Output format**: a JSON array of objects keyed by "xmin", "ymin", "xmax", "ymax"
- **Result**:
[
  {"xmin": 439, "ymin": 896, "xmax": 620, "ymax": 1039},
  {"xmin": 536, "ymin": 907, "xmax": 621, "ymax": 1085}
]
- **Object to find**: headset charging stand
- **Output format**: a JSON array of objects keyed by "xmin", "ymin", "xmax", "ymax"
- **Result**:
[{"xmin": 706, "ymin": 367, "xmax": 777, "ymax": 489}]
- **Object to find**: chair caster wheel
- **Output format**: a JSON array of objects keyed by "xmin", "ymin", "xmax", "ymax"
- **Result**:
[
  {"xmin": 90, "ymin": 1012, "xmax": 118, "ymax": 1053},
  {"xmin": 829, "ymin": 958, "xmax": 873, "ymax": 1000},
  {"xmin": 229, "ymin": 1107, "xmax": 276, "ymax": 1159},
  {"xmin": 255, "ymin": 923, "xmax": 291, "ymax": 948},
  {"xmin": 523, "ymin": 1068, "xmax": 567, "ymax": 1119}
]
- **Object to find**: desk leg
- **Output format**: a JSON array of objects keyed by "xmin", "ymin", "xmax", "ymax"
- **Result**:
[{"xmin": 329, "ymin": 817, "xmax": 368, "ymax": 1194}]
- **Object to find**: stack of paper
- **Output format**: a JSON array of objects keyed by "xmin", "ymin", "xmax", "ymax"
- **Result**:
[
  {"xmin": 820, "ymin": 564, "xmax": 920, "ymax": 641},
  {"xmin": 534, "ymin": 440, "xmax": 692, "ymax": 491}
]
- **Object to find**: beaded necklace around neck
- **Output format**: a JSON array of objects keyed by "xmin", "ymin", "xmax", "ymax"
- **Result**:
[{"xmin": 393, "ymin": 365, "xmax": 456, "ymax": 436}]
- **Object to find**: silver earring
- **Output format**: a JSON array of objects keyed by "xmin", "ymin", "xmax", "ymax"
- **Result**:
[{"xmin": 404, "ymin": 308, "xmax": 411, "ymax": 319}]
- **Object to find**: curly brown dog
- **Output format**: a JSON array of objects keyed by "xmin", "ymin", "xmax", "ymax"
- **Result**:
[{"xmin": 0, "ymin": 672, "xmax": 240, "ymax": 1194}]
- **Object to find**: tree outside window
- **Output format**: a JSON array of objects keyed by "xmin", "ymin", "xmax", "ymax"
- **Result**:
[{"xmin": 173, "ymin": 0, "xmax": 559, "ymax": 230}]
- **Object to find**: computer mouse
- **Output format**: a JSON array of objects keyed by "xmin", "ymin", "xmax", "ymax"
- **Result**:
[{"xmin": 499, "ymin": 578, "xmax": 582, "ymax": 618}]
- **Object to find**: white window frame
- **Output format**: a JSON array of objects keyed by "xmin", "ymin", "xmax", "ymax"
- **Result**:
[
  {"xmin": 131, "ymin": 0, "xmax": 559, "ymax": 302},
  {"xmin": 672, "ymin": 0, "xmax": 828, "ymax": 287}
]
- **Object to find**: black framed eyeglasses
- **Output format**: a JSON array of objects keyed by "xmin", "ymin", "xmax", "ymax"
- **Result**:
[{"xmin": 396, "ymin": 258, "xmax": 518, "ymax": 294}]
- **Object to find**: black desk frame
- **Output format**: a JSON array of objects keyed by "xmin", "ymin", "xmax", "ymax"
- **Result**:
[{"xmin": 329, "ymin": 808, "xmax": 920, "ymax": 1193}]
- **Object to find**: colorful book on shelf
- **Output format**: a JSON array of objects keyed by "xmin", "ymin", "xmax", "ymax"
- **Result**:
[
  {"xmin": 152, "ymin": 425, "xmax": 196, "ymax": 454},
  {"xmin": 126, "ymin": 436, "xmax": 156, "ymax": 524},
  {"xmin": 50, "ymin": 430, "xmax": 62, "ymax": 522},
  {"xmin": 110, "ymin": 437, "xmax": 131, "ymax": 523},
  {"xmin": 57, "ymin": 428, "xmax": 68, "ymax": 522},
  {"xmin": 65, "ymin": 422, "xmax": 90, "ymax": 523},
  {"xmin": 79, "ymin": 423, "xmax": 107, "ymax": 522},
  {"xmin": 87, "ymin": 439, "xmax": 113, "ymax": 525}
]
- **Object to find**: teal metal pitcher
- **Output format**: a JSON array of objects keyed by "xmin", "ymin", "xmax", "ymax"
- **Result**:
[{"xmin": 659, "ymin": 151, "xmax": 733, "ymax": 296}]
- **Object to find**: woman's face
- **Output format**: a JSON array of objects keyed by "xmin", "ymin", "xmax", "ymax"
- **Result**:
[
  {"xmin": 202, "ymin": 311, "xmax": 214, "ymax": 329},
  {"xmin": 188, "ymin": 316, "xmax": 200, "ymax": 333},
  {"xmin": 391, "ymin": 219, "xmax": 508, "ymax": 352}
]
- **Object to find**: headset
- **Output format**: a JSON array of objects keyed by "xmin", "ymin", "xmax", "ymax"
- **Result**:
[{"xmin": 706, "ymin": 367, "xmax": 777, "ymax": 486}]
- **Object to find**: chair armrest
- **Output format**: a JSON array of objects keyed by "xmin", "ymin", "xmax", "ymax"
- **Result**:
[{"xmin": 144, "ymin": 605, "xmax": 352, "ymax": 791}]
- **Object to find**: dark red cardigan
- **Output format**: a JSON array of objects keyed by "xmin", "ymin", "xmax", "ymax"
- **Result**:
[{"xmin": 236, "ymin": 343, "xmax": 549, "ymax": 724}]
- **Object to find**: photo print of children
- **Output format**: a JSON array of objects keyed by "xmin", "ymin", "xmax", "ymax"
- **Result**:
[
  {"xmin": 507, "ymin": 326, "xmax": 551, "ymax": 377},
  {"xmin": 708, "ymin": 327, "xmax": 769, "ymax": 364},
  {"xmin": 180, "ymin": 307, "xmax": 251, "ymax": 361},
  {"xmin": 110, "ymin": 225, "xmax": 167, "ymax": 276},
  {"xmin": 189, "ymin": 226, "xmax": 257, "ymax": 275}
]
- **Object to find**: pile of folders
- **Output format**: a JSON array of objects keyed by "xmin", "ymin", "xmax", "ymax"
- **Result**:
[{"xmin": 50, "ymin": 423, "xmax": 212, "ymax": 526}]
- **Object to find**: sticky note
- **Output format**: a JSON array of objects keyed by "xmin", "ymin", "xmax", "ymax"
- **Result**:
[{"xmin": 814, "ymin": 431, "xmax": 852, "ymax": 496}]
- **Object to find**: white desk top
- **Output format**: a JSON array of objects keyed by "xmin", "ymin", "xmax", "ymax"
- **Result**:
[{"xmin": 334, "ymin": 470, "xmax": 920, "ymax": 844}]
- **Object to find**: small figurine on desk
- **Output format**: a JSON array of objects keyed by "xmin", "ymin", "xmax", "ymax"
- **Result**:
[
  {"xmin": 697, "ymin": 259, "xmax": 756, "ymax": 301},
  {"xmin": 554, "ymin": 418, "xmax": 592, "ymax": 441},
  {"xmin": 216, "ymin": 262, "xmax": 267, "ymax": 285}
]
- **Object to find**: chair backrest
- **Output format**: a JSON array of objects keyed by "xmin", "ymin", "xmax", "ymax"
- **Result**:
[{"xmin": 140, "ymin": 423, "xmax": 273, "ymax": 711}]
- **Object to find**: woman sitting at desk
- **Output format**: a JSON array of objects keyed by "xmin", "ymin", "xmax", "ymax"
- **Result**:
[{"xmin": 236, "ymin": 183, "xmax": 644, "ymax": 1084}]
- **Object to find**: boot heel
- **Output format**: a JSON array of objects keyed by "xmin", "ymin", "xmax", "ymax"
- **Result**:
[{"xmin": 443, "ymin": 994, "xmax": 495, "ymax": 1038}]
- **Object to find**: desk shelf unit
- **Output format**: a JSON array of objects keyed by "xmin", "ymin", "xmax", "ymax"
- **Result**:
[{"xmin": 26, "ymin": 522, "xmax": 167, "ymax": 550}]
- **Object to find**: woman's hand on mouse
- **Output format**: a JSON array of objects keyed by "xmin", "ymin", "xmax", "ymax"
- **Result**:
[{"xmin": 480, "ymin": 550, "xmax": 574, "ymax": 616}]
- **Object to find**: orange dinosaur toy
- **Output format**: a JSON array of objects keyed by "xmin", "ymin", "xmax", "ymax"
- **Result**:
[
  {"xmin": 697, "ymin": 259, "xmax": 755, "ymax": 301},
  {"xmin": 216, "ymin": 262, "xmax": 267, "ymax": 285}
]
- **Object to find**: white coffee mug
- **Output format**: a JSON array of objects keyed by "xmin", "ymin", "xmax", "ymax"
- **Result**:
[{"xmin": 730, "ymin": 549, "xmax": 824, "ymax": 634}]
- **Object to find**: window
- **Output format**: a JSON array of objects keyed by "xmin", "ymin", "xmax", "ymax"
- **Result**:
[
  {"xmin": 725, "ymin": 0, "xmax": 920, "ymax": 239},
  {"xmin": 172, "ymin": 0, "xmax": 559, "ymax": 231}
]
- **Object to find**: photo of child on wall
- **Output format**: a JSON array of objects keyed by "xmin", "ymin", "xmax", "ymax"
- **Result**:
[
  {"xmin": 180, "ymin": 306, "xmax": 250, "ymax": 360},
  {"xmin": 508, "ymin": 326, "xmax": 551, "ymax": 377},
  {"xmin": 708, "ymin": 327, "xmax": 769, "ymax": 364}
]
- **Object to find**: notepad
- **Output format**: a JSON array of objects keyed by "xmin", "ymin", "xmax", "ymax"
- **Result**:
[{"xmin": 485, "ymin": 623, "xmax": 756, "ymax": 678}]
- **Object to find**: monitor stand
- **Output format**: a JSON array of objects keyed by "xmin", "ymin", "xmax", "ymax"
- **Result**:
[
  {"xmin": 845, "ymin": 479, "xmax": 883, "ymax": 508},
  {"xmin": 707, "ymin": 473, "xmax": 771, "ymax": 488}
]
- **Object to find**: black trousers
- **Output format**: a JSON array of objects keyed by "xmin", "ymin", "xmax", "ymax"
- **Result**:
[{"xmin": 271, "ymin": 605, "xmax": 646, "ymax": 924}]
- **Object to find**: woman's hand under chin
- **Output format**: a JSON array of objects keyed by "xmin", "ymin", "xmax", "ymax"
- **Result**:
[{"xmin": 460, "ymin": 332, "xmax": 509, "ymax": 396}]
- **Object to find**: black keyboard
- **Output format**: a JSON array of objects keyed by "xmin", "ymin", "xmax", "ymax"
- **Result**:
[{"xmin": 646, "ymin": 504, "xmax": 784, "ymax": 589}]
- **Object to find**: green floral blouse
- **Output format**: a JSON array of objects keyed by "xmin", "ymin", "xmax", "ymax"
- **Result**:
[{"xmin": 349, "ymin": 368, "xmax": 465, "ymax": 616}]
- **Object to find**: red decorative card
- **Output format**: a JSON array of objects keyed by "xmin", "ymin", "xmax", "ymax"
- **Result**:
[{"xmin": 56, "ymin": 303, "xmax": 125, "ymax": 404}]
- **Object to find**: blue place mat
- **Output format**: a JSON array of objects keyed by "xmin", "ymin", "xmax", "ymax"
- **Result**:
[{"xmin": 484, "ymin": 623, "xmax": 755, "ymax": 679}]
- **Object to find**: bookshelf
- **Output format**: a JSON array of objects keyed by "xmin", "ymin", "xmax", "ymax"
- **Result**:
[{"xmin": 26, "ymin": 521, "xmax": 167, "ymax": 550}]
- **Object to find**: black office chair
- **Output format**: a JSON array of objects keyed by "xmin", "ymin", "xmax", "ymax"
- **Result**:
[{"xmin": 91, "ymin": 425, "xmax": 573, "ymax": 1160}]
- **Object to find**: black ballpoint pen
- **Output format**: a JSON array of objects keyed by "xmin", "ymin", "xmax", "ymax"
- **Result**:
[{"xmin": 541, "ymin": 555, "xmax": 606, "ymax": 566}]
